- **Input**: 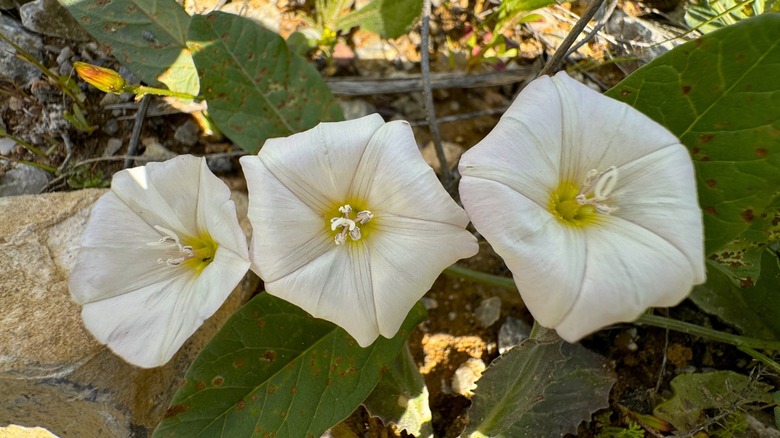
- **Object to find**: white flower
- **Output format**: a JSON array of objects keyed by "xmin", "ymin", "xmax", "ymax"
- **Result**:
[
  {"xmin": 69, "ymin": 155, "xmax": 250, "ymax": 368},
  {"xmin": 240, "ymin": 114, "xmax": 478, "ymax": 347},
  {"xmin": 458, "ymin": 72, "xmax": 706, "ymax": 342}
]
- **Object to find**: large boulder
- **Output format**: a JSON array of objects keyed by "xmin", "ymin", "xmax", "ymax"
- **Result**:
[{"xmin": 0, "ymin": 189, "xmax": 257, "ymax": 437}]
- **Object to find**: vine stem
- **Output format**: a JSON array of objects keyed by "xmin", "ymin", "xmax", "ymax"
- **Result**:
[
  {"xmin": 538, "ymin": 0, "xmax": 606, "ymax": 77},
  {"xmin": 443, "ymin": 265, "xmax": 780, "ymax": 354},
  {"xmin": 420, "ymin": 0, "xmax": 452, "ymax": 187}
]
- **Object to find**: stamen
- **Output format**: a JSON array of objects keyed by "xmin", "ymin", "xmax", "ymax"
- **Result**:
[
  {"xmin": 331, "ymin": 204, "xmax": 373, "ymax": 245},
  {"xmin": 149, "ymin": 225, "xmax": 196, "ymax": 266},
  {"xmin": 575, "ymin": 166, "xmax": 619, "ymax": 214}
]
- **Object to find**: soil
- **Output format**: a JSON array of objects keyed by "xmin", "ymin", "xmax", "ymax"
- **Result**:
[{"xmin": 1, "ymin": 0, "xmax": 770, "ymax": 436}]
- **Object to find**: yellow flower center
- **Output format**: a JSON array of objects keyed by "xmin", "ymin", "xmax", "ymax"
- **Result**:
[
  {"xmin": 328, "ymin": 203, "xmax": 375, "ymax": 246},
  {"xmin": 549, "ymin": 166, "xmax": 619, "ymax": 227},
  {"xmin": 150, "ymin": 225, "xmax": 217, "ymax": 272}
]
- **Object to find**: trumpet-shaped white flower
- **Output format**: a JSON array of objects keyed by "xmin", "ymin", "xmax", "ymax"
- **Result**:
[
  {"xmin": 240, "ymin": 114, "xmax": 478, "ymax": 347},
  {"xmin": 69, "ymin": 155, "xmax": 250, "ymax": 368},
  {"xmin": 459, "ymin": 72, "xmax": 706, "ymax": 342}
]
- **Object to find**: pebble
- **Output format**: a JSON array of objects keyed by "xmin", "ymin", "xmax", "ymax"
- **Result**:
[
  {"xmin": 138, "ymin": 138, "xmax": 176, "ymax": 163},
  {"xmin": 0, "ymin": 138, "xmax": 15, "ymax": 155},
  {"xmin": 498, "ymin": 317, "xmax": 532, "ymax": 354},
  {"xmin": 421, "ymin": 297, "xmax": 438, "ymax": 311},
  {"xmin": 103, "ymin": 138, "xmax": 123, "ymax": 157},
  {"xmin": 101, "ymin": 119, "xmax": 120, "ymax": 136},
  {"xmin": 205, "ymin": 156, "xmax": 233, "ymax": 174},
  {"xmin": 339, "ymin": 99, "xmax": 377, "ymax": 121},
  {"xmin": 474, "ymin": 297, "xmax": 501, "ymax": 328},
  {"xmin": 0, "ymin": 163, "xmax": 50, "ymax": 197},
  {"xmin": 451, "ymin": 358, "xmax": 486, "ymax": 397},
  {"xmin": 174, "ymin": 120, "xmax": 200, "ymax": 147}
]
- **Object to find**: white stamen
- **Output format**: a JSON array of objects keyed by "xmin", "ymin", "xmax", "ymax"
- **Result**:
[
  {"xmin": 149, "ymin": 225, "xmax": 195, "ymax": 266},
  {"xmin": 331, "ymin": 204, "xmax": 373, "ymax": 245},
  {"xmin": 576, "ymin": 167, "xmax": 619, "ymax": 214}
]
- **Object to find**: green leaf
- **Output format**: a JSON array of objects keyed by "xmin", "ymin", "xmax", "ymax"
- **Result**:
[
  {"xmin": 690, "ymin": 250, "xmax": 780, "ymax": 339},
  {"xmin": 654, "ymin": 371, "xmax": 773, "ymax": 431},
  {"xmin": 605, "ymin": 15, "xmax": 780, "ymax": 279},
  {"xmin": 58, "ymin": 0, "xmax": 198, "ymax": 95},
  {"xmin": 463, "ymin": 331, "xmax": 615, "ymax": 437},
  {"xmin": 685, "ymin": 0, "xmax": 767, "ymax": 34},
  {"xmin": 363, "ymin": 344, "xmax": 433, "ymax": 437},
  {"xmin": 153, "ymin": 293, "xmax": 425, "ymax": 438},
  {"xmin": 187, "ymin": 12, "xmax": 343, "ymax": 153},
  {"xmin": 336, "ymin": 0, "xmax": 423, "ymax": 39}
]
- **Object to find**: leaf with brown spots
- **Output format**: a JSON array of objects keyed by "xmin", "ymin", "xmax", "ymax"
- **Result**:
[
  {"xmin": 153, "ymin": 293, "xmax": 425, "ymax": 438},
  {"xmin": 59, "ymin": 0, "xmax": 198, "ymax": 95},
  {"xmin": 187, "ymin": 12, "xmax": 343, "ymax": 153},
  {"xmin": 606, "ymin": 14, "xmax": 780, "ymax": 284}
]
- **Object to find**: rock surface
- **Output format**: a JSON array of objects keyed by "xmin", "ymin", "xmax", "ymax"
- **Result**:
[
  {"xmin": 0, "ymin": 163, "xmax": 51, "ymax": 197},
  {"xmin": 19, "ymin": 0, "xmax": 90, "ymax": 41},
  {"xmin": 0, "ymin": 189, "xmax": 257, "ymax": 437},
  {"xmin": 0, "ymin": 15, "xmax": 43, "ymax": 87}
]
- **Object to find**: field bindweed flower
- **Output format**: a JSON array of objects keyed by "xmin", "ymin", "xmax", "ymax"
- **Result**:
[
  {"xmin": 459, "ymin": 72, "xmax": 706, "ymax": 342},
  {"xmin": 240, "ymin": 114, "xmax": 478, "ymax": 347},
  {"xmin": 69, "ymin": 155, "xmax": 250, "ymax": 368}
]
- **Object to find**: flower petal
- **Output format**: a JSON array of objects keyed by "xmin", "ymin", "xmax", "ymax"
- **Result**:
[
  {"xmin": 240, "ymin": 155, "xmax": 332, "ymax": 281},
  {"xmin": 550, "ymin": 72, "xmax": 681, "ymax": 183},
  {"xmin": 613, "ymin": 145, "xmax": 706, "ymax": 284},
  {"xmin": 459, "ymin": 177, "xmax": 585, "ymax": 327},
  {"xmin": 257, "ymin": 114, "xmax": 385, "ymax": 213},
  {"xmin": 369, "ymin": 216, "xmax": 478, "ymax": 337},
  {"xmin": 555, "ymin": 217, "xmax": 697, "ymax": 342},
  {"xmin": 458, "ymin": 76, "xmax": 563, "ymax": 207},
  {"xmin": 352, "ymin": 120, "xmax": 471, "ymax": 225},
  {"xmin": 264, "ymin": 245, "xmax": 381, "ymax": 347}
]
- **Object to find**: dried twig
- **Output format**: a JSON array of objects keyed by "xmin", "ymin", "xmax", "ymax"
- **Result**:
[
  {"xmin": 539, "ymin": 0, "xmax": 607, "ymax": 77},
  {"xmin": 420, "ymin": 0, "xmax": 452, "ymax": 186},
  {"xmin": 124, "ymin": 94, "xmax": 152, "ymax": 169}
]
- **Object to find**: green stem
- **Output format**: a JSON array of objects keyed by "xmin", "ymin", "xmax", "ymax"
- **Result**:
[
  {"xmin": 0, "ymin": 132, "xmax": 48, "ymax": 158},
  {"xmin": 132, "ymin": 85, "xmax": 199, "ymax": 100},
  {"xmin": 738, "ymin": 346, "xmax": 780, "ymax": 374},
  {"xmin": 443, "ymin": 265, "xmax": 780, "ymax": 355},
  {"xmin": 0, "ymin": 155, "xmax": 57, "ymax": 173}
]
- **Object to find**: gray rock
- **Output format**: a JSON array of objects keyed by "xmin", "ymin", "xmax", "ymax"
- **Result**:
[
  {"xmin": 0, "ymin": 15, "xmax": 43, "ymax": 87},
  {"xmin": 451, "ymin": 358, "xmax": 486, "ymax": 397},
  {"xmin": 498, "ymin": 317, "xmax": 532, "ymax": 354},
  {"xmin": 340, "ymin": 99, "xmax": 377, "ymax": 121},
  {"xmin": 139, "ymin": 137, "xmax": 177, "ymax": 163},
  {"xmin": 474, "ymin": 296, "xmax": 501, "ymax": 328},
  {"xmin": 103, "ymin": 138, "xmax": 123, "ymax": 157},
  {"xmin": 0, "ymin": 163, "xmax": 50, "ymax": 196},
  {"xmin": 101, "ymin": 118, "xmax": 120, "ymax": 136},
  {"xmin": 20, "ymin": 0, "xmax": 90, "ymax": 41},
  {"xmin": 174, "ymin": 120, "xmax": 200, "ymax": 146},
  {"xmin": 0, "ymin": 190, "xmax": 257, "ymax": 437},
  {"xmin": 206, "ymin": 155, "xmax": 233, "ymax": 174}
]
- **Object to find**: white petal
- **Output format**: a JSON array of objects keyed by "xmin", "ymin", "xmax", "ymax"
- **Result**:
[
  {"xmin": 240, "ymin": 155, "xmax": 332, "ymax": 281},
  {"xmin": 459, "ymin": 76, "xmax": 563, "ymax": 207},
  {"xmin": 352, "ymin": 120, "xmax": 470, "ymax": 225},
  {"xmin": 264, "ymin": 245, "xmax": 381, "ymax": 347},
  {"xmin": 550, "ymin": 72, "xmax": 681, "ymax": 183},
  {"xmin": 368, "ymin": 216, "xmax": 478, "ymax": 337},
  {"xmin": 459, "ymin": 177, "xmax": 585, "ymax": 327},
  {"xmin": 555, "ymin": 217, "xmax": 697, "ymax": 342},
  {"xmin": 257, "ymin": 114, "xmax": 384, "ymax": 212},
  {"xmin": 80, "ymin": 273, "xmax": 203, "ymax": 368},
  {"xmin": 612, "ymin": 146, "xmax": 706, "ymax": 284}
]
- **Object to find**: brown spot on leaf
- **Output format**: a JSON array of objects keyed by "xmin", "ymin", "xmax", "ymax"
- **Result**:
[
  {"xmin": 756, "ymin": 148, "xmax": 768, "ymax": 158},
  {"xmin": 698, "ymin": 134, "xmax": 714, "ymax": 144},
  {"xmin": 691, "ymin": 147, "xmax": 700, "ymax": 155},
  {"xmin": 682, "ymin": 85, "xmax": 691, "ymax": 95},
  {"xmin": 258, "ymin": 319, "xmax": 266, "ymax": 329},
  {"xmin": 291, "ymin": 385, "xmax": 297, "ymax": 395},
  {"xmin": 706, "ymin": 179, "xmax": 717, "ymax": 188},
  {"xmin": 195, "ymin": 381, "xmax": 206, "ymax": 390},
  {"xmin": 212, "ymin": 376, "xmax": 224, "ymax": 386},
  {"xmin": 704, "ymin": 206, "xmax": 718, "ymax": 215},
  {"xmin": 620, "ymin": 89, "xmax": 632, "ymax": 97},
  {"xmin": 234, "ymin": 358, "xmax": 245, "ymax": 368},
  {"xmin": 262, "ymin": 350, "xmax": 276, "ymax": 362},
  {"xmin": 164, "ymin": 404, "xmax": 189, "ymax": 418},
  {"xmin": 740, "ymin": 277, "xmax": 754, "ymax": 288},
  {"xmin": 741, "ymin": 209, "xmax": 755, "ymax": 223},
  {"xmin": 267, "ymin": 385, "xmax": 277, "ymax": 395},
  {"xmin": 236, "ymin": 399, "xmax": 246, "ymax": 410}
]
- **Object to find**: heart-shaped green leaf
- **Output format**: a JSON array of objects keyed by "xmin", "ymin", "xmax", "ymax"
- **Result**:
[
  {"xmin": 153, "ymin": 293, "xmax": 425, "ymax": 438},
  {"xmin": 188, "ymin": 12, "xmax": 343, "ymax": 153},
  {"xmin": 58, "ymin": 0, "xmax": 198, "ymax": 95}
]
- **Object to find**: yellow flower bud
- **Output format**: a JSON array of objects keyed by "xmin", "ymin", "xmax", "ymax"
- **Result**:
[{"xmin": 73, "ymin": 62, "xmax": 127, "ymax": 94}]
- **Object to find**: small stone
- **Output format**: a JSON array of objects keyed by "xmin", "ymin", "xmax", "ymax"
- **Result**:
[
  {"xmin": 139, "ymin": 138, "xmax": 176, "ymax": 163},
  {"xmin": 174, "ymin": 120, "xmax": 200, "ymax": 147},
  {"xmin": 448, "ymin": 311, "xmax": 457, "ymax": 321},
  {"xmin": 206, "ymin": 155, "xmax": 233, "ymax": 174},
  {"xmin": 101, "ymin": 119, "xmax": 119, "ymax": 136},
  {"xmin": 103, "ymin": 138, "xmax": 123, "ymax": 157},
  {"xmin": 55, "ymin": 46, "xmax": 73, "ymax": 66},
  {"xmin": 421, "ymin": 297, "xmax": 438, "ymax": 310},
  {"xmin": 0, "ymin": 15, "xmax": 43, "ymax": 87},
  {"xmin": 0, "ymin": 137, "xmax": 15, "ymax": 155},
  {"xmin": 0, "ymin": 163, "xmax": 50, "ymax": 197},
  {"xmin": 474, "ymin": 297, "xmax": 501, "ymax": 328},
  {"xmin": 421, "ymin": 141, "xmax": 465, "ymax": 174},
  {"xmin": 498, "ymin": 317, "xmax": 532, "ymax": 354},
  {"xmin": 339, "ymin": 99, "xmax": 377, "ymax": 121},
  {"xmin": 20, "ymin": 0, "xmax": 90, "ymax": 41},
  {"xmin": 451, "ymin": 358, "xmax": 486, "ymax": 397}
]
